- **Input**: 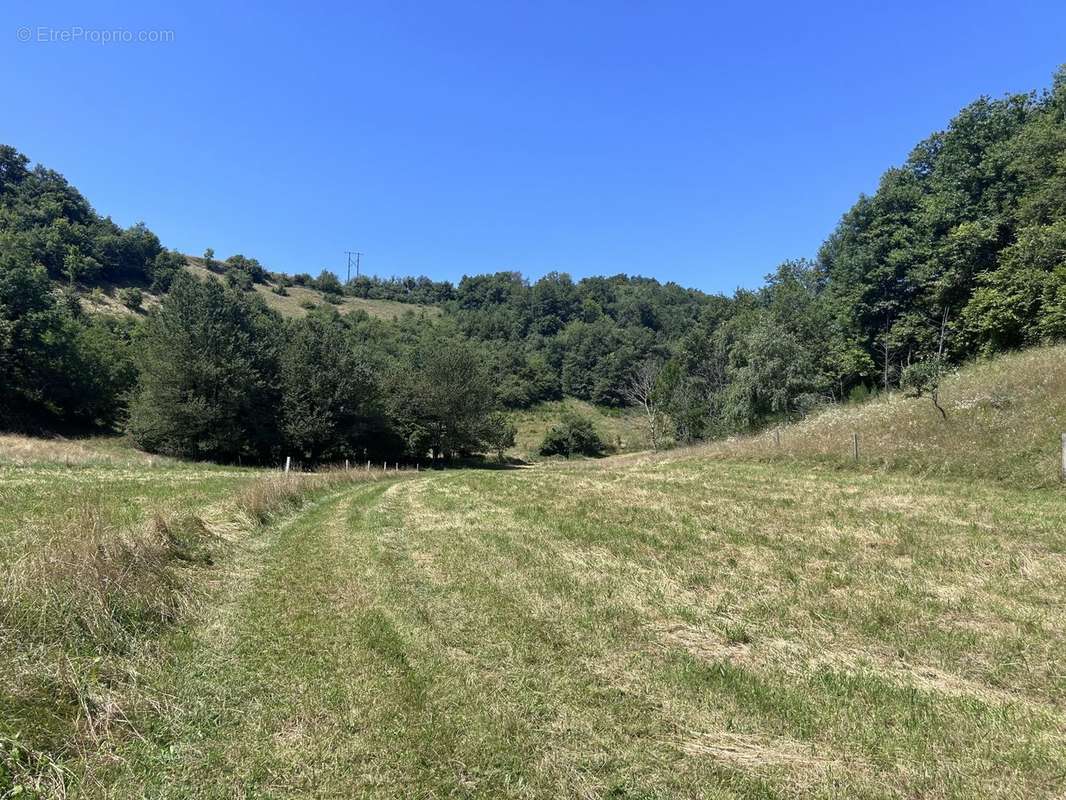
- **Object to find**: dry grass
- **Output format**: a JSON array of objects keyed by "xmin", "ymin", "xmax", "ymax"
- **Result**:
[
  {"xmin": 669, "ymin": 344, "xmax": 1066, "ymax": 488},
  {"xmin": 183, "ymin": 261, "xmax": 439, "ymax": 320},
  {"xmin": 0, "ymin": 434, "xmax": 164, "ymax": 467}
]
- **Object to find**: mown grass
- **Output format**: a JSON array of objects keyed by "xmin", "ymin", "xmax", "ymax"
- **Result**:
[
  {"xmin": 692, "ymin": 344, "xmax": 1066, "ymax": 488},
  {"xmin": 0, "ymin": 435, "xmax": 403, "ymax": 798},
  {"xmin": 91, "ymin": 457, "xmax": 1066, "ymax": 798}
]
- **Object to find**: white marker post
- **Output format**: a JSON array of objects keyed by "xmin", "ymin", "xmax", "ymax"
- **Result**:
[{"xmin": 285, "ymin": 456, "xmax": 291, "ymax": 473}]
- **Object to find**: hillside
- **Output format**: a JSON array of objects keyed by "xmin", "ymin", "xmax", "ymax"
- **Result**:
[
  {"xmin": 508, "ymin": 399, "xmax": 647, "ymax": 458},
  {"xmin": 76, "ymin": 258, "xmax": 438, "ymax": 322},
  {"xmin": 676, "ymin": 345, "xmax": 1066, "ymax": 488}
]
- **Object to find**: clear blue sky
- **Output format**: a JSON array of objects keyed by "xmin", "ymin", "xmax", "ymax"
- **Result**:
[{"xmin": 4, "ymin": 1, "xmax": 1065, "ymax": 294}]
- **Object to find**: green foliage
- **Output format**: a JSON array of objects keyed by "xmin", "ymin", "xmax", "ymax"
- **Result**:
[
  {"xmin": 279, "ymin": 311, "xmax": 381, "ymax": 462},
  {"xmin": 224, "ymin": 269, "xmax": 254, "ymax": 292},
  {"xmin": 482, "ymin": 411, "xmax": 517, "ymax": 460},
  {"xmin": 900, "ymin": 358, "xmax": 948, "ymax": 419},
  {"xmin": 128, "ymin": 273, "xmax": 282, "ymax": 462},
  {"xmin": 118, "ymin": 286, "xmax": 143, "ymax": 310},
  {"xmin": 7, "ymin": 62, "xmax": 1066, "ymax": 456},
  {"xmin": 224, "ymin": 254, "xmax": 268, "ymax": 284},
  {"xmin": 539, "ymin": 410, "xmax": 606, "ymax": 458},
  {"xmin": 0, "ymin": 146, "xmax": 165, "ymax": 286},
  {"xmin": 387, "ymin": 332, "xmax": 500, "ymax": 459},
  {"xmin": 314, "ymin": 269, "xmax": 343, "ymax": 295},
  {"xmin": 0, "ymin": 249, "xmax": 133, "ymax": 429}
]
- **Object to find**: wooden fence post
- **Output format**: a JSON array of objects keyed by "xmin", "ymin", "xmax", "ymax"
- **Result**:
[
  {"xmin": 345, "ymin": 459, "xmax": 349, "ymax": 471},
  {"xmin": 366, "ymin": 460, "xmax": 370, "ymax": 471},
  {"xmin": 774, "ymin": 429, "xmax": 780, "ymax": 447},
  {"xmin": 285, "ymin": 456, "xmax": 291, "ymax": 473},
  {"xmin": 852, "ymin": 432, "xmax": 859, "ymax": 463},
  {"xmin": 1061, "ymin": 433, "xmax": 1065, "ymax": 482}
]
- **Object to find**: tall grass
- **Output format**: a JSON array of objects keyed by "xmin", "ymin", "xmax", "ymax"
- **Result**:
[
  {"xmin": 0, "ymin": 466, "xmax": 392, "ymax": 797},
  {"xmin": 694, "ymin": 344, "xmax": 1066, "ymax": 488}
]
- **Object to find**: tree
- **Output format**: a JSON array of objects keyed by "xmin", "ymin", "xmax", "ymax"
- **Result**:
[
  {"xmin": 900, "ymin": 358, "xmax": 948, "ymax": 420},
  {"xmin": 279, "ymin": 311, "xmax": 380, "ymax": 463},
  {"xmin": 0, "ymin": 251, "xmax": 132, "ymax": 429},
  {"xmin": 624, "ymin": 359, "xmax": 667, "ymax": 449},
  {"xmin": 482, "ymin": 411, "xmax": 517, "ymax": 461},
  {"xmin": 128, "ymin": 273, "xmax": 282, "ymax": 462},
  {"xmin": 314, "ymin": 269, "xmax": 343, "ymax": 296},
  {"xmin": 388, "ymin": 333, "xmax": 499, "ymax": 460}
]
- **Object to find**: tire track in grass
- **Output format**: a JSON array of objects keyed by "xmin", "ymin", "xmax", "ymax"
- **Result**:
[{"xmin": 97, "ymin": 481, "xmax": 400, "ymax": 798}]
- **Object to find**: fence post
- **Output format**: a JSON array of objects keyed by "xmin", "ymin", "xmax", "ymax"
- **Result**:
[
  {"xmin": 852, "ymin": 432, "xmax": 859, "ymax": 463},
  {"xmin": 774, "ymin": 428, "xmax": 780, "ymax": 447},
  {"xmin": 1061, "ymin": 433, "xmax": 1065, "ymax": 482},
  {"xmin": 366, "ymin": 460, "xmax": 370, "ymax": 471},
  {"xmin": 285, "ymin": 456, "xmax": 291, "ymax": 473},
  {"xmin": 345, "ymin": 459, "xmax": 349, "ymax": 471}
]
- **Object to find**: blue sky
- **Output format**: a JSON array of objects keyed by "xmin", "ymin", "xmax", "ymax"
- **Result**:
[{"xmin": 4, "ymin": 1, "xmax": 1065, "ymax": 294}]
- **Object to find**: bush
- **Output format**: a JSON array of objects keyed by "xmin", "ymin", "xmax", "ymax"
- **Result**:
[
  {"xmin": 225, "ymin": 269, "xmax": 254, "ymax": 291},
  {"xmin": 314, "ymin": 270, "xmax": 344, "ymax": 295},
  {"xmin": 118, "ymin": 287, "xmax": 142, "ymax": 310},
  {"xmin": 299, "ymin": 298, "xmax": 317, "ymax": 310},
  {"xmin": 322, "ymin": 292, "xmax": 344, "ymax": 305},
  {"xmin": 271, "ymin": 284, "xmax": 289, "ymax": 296},
  {"xmin": 539, "ymin": 410, "xmax": 606, "ymax": 458}
]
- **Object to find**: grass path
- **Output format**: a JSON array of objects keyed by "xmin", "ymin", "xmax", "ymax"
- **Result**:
[{"xmin": 93, "ymin": 463, "xmax": 1066, "ymax": 799}]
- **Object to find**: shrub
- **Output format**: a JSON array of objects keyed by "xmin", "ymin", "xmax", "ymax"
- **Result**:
[
  {"xmin": 539, "ymin": 410, "xmax": 606, "ymax": 458},
  {"xmin": 299, "ymin": 298, "xmax": 317, "ymax": 310},
  {"xmin": 271, "ymin": 284, "xmax": 289, "ymax": 296},
  {"xmin": 225, "ymin": 269, "xmax": 254, "ymax": 291},
  {"xmin": 118, "ymin": 286, "xmax": 142, "ymax": 310},
  {"xmin": 322, "ymin": 292, "xmax": 344, "ymax": 305},
  {"xmin": 314, "ymin": 270, "xmax": 344, "ymax": 295}
]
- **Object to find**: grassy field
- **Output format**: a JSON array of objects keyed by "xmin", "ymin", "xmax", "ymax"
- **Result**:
[
  {"xmin": 0, "ymin": 436, "xmax": 406, "ymax": 798},
  {"xmin": 74, "ymin": 457, "xmax": 1065, "ymax": 799}
]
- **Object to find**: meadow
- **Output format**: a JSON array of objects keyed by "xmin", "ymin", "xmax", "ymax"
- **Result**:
[{"xmin": 2, "ymin": 347, "xmax": 1065, "ymax": 798}]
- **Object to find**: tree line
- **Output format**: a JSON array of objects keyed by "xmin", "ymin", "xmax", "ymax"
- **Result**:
[{"xmin": 1, "ymin": 66, "xmax": 1064, "ymax": 458}]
